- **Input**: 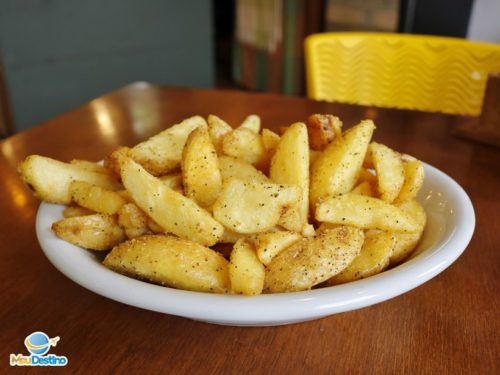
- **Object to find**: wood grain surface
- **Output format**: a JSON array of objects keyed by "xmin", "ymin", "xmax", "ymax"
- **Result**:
[{"xmin": 0, "ymin": 83, "xmax": 498, "ymax": 374}]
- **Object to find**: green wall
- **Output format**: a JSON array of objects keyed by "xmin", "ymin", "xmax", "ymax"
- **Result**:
[{"xmin": 0, "ymin": 0, "xmax": 215, "ymax": 131}]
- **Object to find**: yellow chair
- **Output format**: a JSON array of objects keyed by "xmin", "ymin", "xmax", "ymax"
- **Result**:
[{"xmin": 305, "ymin": 32, "xmax": 500, "ymax": 115}]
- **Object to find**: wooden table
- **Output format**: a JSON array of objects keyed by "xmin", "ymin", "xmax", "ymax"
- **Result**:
[{"xmin": 1, "ymin": 83, "xmax": 498, "ymax": 374}]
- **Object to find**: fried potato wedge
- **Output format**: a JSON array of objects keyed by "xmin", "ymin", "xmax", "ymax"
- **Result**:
[
  {"xmin": 327, "ymin": 231, "xmax": 395, "ymax": 285},
  {"xmin": 219, "ymin": 227, "xmax": 247, "ymax": 244},
  {"xmin": 351, "ymin": 181, "xmax": 375, "ymax": 196},
  {"xmin": 182, "ymin": 125, "xmax": 222, "ymax": 207},
  {"xmin": 369, "ymin": 142, "xmax": 405, "ymax": 203},
  {"xmin": 18, "ymin": 155, "xmax": 122, "ymax": 204},
  {"xmin": 129, "ymin": 116, "xmax": 206, "ymax": 175},
  {"xmin": 117, "ymin": 203, "xmax": 151, "ymax": 239},
  {"xmin": 120, "ymin": 156, "xmax": 223, "ymax": 246},
  {"xmin": 158, "ymin": 173, "xmax": 183, "ymax": 191},
  {"xmin": 212, "ymin": 178, "xmax": 301, "ymax": 234},
  {"xmin": 222, "ymin": 128, "xmax": 266, "ymax": 167},
  {"xmin": 394, "ymin": 159, "xmax": 425, "ymax": 204},
  {"xmin": 52, "ymin": 214, "xmax": 125, "ymax": 251},
  {"xmin": 104, "ymin": 147, "xmax": 130, "ymax": 179},
  {"xmin": 252, "ymin": 231, "xmax": 302, "ymax": 266},
  {"xmin": 70, "ymin": 180, "xmax": 127, "ymax": 215},
  {"xmin": 270, "ymin": 122, "xmax": 309, "ymax": 232},
  {"xmin": 229, "ymin": 239, "xmax": 265, "ymax": 295},
  {"xmin": 208, "ymin": 114, "xmax": 233, "ymax": 154},
  {"xmin": 316, "ymin": 193, "xmax": 419, "ymax": 233},
  {"xmin": 62, "ymin": 206, "xmax": 95, "ymax": 218},
  {"xmin": 262, "ymin": 128, "xmax": 280, "ymax": 156},
  {"xmin": 239, "ymin": 114, "xmax": 261, "ymax": 133},
  {"xmin": 264, "ymin": 226, "xmax": 364, "ymax": 292},
  {"xmin": 390, "ymin": 200, "xmax": 427, "ymax": 265},
  {"xmin": 307, "ymin": 114, "xmax": 342, "ymax": 151},
  {"xmin": 103, "ymin": 235, "xmax": 230, "ymax": 293},
  {"xmin": 310, "ymin": 120, "xmax": 375, "ymax": 208},
  {"xmin": 69, "ymin": 159, "xmax": 108, "ymax": 174},
  {"xmin": 218, "ymin": 156, "xmax": 269, "ymax": 183}
]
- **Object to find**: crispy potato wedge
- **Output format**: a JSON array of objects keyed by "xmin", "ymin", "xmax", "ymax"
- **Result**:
[
  {"xmin": 316, "ymin": 193, "xmax": 419, "ymax": 233},
  {"xmin": 262, "ymin": 128, "xmax": 281, "ymax": 156},
  {"xmin": 264, "ymin": 226, "xmax": 364, "ymax": 292},
  {"xmin": 309, "ymin": 149, "xmax": 322, "ymax": 166},
  {"xmin": 351, "ymin": 181, "xmax": 375, "ymax": 196},
  {"xmin": 229, "ymin": 239, "xmax": 265, "ymax": 295},
  {"xmin": 270, "ymin": 122, "xmax": 309, "ymax": 232},
  {"xmin": 369, "ymin": 142, "xmax": 405, "ymax": 203},
  {"xmin": 103, "ymin": 235, "xmax": 230, "ymax": 293},
  {"xmin": 182, "ymin": 126, "xmax": 222, "ymax": 207},
  {"xmin": 212, "ymin": 178, "xmax": 301, "ymax": 234},
  {"xmin": 207, "ymin": 114, "xmax": 233, "ymax": 154},
  {"xmin": 158, "ymin": 173, "xmax": 183, "ymax": 192},
  {"xmin": 63, "ymin": 206, "xmax": 95, "ymax": 218},
  {"xmin": 129, "ymin": 116, "xmax": 206, "ymax": 175},
  {"xmin": 327, "ymin": 231, "xmax": 396, "ymax": 285},
  {"xmin": 103, "ymin": 147, "xmax": 130, "ymax": 179},
  {"xmin": 252, "ymin": 231, "xmax": 302, "ymax": 266},
  {"xmin": 69, "ymin": 159, "xmax": 108, "ymax": 174},
  {"xmin": 222, "ymin": 128, "xmax": 266, "ymax": 167},
  {"xmin": 390, "ymin": 200, "xmax": 427, "ymax": 265},
  {"xmin": 310, "ymin": 120, "xmax": 375, "ymax": 208},
  {"xmin": 307, "ymin": 114, "xmax": 343, "ymax": 151},
  {"xmin": 219, "ymin": 227, "xmax": 247, "ymax": 244},
  {"xmin": 239, "ymin": 114, "xmax": 261, "ymax": 133},
  {"xmin": 70, "ymin": 180, "xmax": 127, "ymax": 215},
  {"xmin": 52, "ymin": 214, "xmax": 126, "ymax": 250},
  {"xmin": 120, "ymin": 156, "xmax": 223, "ymax": 246},
  {"xmin": 18, "ymin": 155, "xmax": 122, "ymax": 204},
  {"xmin": 218, "ymin": 156, "xmax": 269, "ymax": 183},
  {"xmin": 147, "ymin": 218, "xmax": 165, "ymax": 234},
  {"xmin": 394, "ymin": 159, "xmax": 425, "ymax": 204},
  {"xmin": 117, "ymin": 203, "xmax": 150, "ymax": 239}
]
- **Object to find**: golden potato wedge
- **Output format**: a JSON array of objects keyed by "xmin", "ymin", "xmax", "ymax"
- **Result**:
[
  {"xmin": 307, "ymin": 114, "xmax": 343, "ymax": 151},
  {"xmin": 394, "ymin": 159, "xmax": 425, "ymax": 204},
  {"xmin": 69, "ymin": 159, "xmax": 108, "ymax": 174},
  {"xmin": 104, "ymin": 147, "xmax": 130, "ymax": 179},
  {"xmin": 369, "ymin": 142, "xmax": 405, "ymax": 203},
  {"xmin": 62, "ymin": 206, "xmax": 95, "ymax": 218},
  {"xmin": 222, "ymin": 128, "xmax": 266, "ymax": 167},
  {"xmin": 219, "ymin": 226, "xmax": 247, "ymax": 244},
  {"xmin": 316, "ymin": 193, "xmax": 419, "ymax": 233},
  {"xmin": 103, "ymin": 235, "xmax": 230, "ymax": 293},
  {"xmin": 218, "ymin": 156, "xmax": 269, "ymax": 183},
  {"xmin": 212, "ymin": 178, "xmax": 301, "ymax": 234},
  {"xmin": 117, "ymin": 203, "xmax": 150, "ymax": 239},
  {"xmin": 239, "ymin": 114, "xmax": 261, "ymax": 133},
  {"xmin": 147, "ymin": 218, "xmax": 165, "ymax": 234},
  {"xmin": 207, "ymin": 114, "xmax": 233, "ymax": 154},
  {"xmin": 129, "ymin": 116, "xmax": 206, "ymax": 175},
  {"xmin": 158, "ymin": 173, "xmax": 183, "ymax": 193},
  {"xmin": 229, "ymin": 239, "xmax": 265, "ymax": 295},
  {"xmin": 52, "ymin": 214, "xmax": 126, "ymax": 251},
  {"xmin": 70, "ymin": 180, "xmax": 127, "ymax": 215},
  {"xmin": 270, "ymin": 122, "xmax": 309, "ymax": 232},
  {"xmin": 264, "ymin": 226, "xmax": 364, "ymax": 292},
  {"xmin": 310, "ymin": 120, "xmax": 375, "ymax": 208},
  {"xmin": 262, "ymin": 128, "xmax": 281, "ymax": 156},
  {"xmin": 120, "ymin": 156, "xmax": 223, "ymax": 246},
  {"xmin": 252, "ymin": 231, "xmax": 302, "ymax": 266},
  {"xmin": 357, "ymin": 168, "xmax": 377, "ymax": 186},
  {"xmin": 309, "ymin": 149, "xmax": 322, "ymax": 166},
  {"xmin": 327, "ymin": 231, "xmax": 396, "ymax": 285},
  {"xmin": 18, "ymin": 155, "xmax": 122, "ymax": 204},
  {"xmin": 390, "ymin": 200, "xmax": 427, "ymax": 265},
  {"xmin": 181, "ymin": 125, "xmax": 222, "ymax": 207},
  {"xmin": 351, "ymin": 181, "xmax": 375, "ymax": 196}
]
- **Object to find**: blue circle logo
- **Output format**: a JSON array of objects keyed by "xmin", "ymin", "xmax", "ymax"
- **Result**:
[{"xmin": 24, "ymin": 332, "xmax": 52, "ymax": 356}]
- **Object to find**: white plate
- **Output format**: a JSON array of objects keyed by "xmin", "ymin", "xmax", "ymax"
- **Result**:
[{"xmin": 36, "ymin": 163, "xmax": 474, "ymax": 326}]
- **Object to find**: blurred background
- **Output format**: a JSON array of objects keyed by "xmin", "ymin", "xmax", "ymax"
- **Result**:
[{"xmin": 0, "ymin": 0, "xmax": 498, "ymax": 135}]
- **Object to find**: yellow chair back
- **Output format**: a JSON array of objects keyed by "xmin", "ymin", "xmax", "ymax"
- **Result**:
[{"xmin": 305, "ymin": 32, "xmax": 500, "ymax": 115}]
